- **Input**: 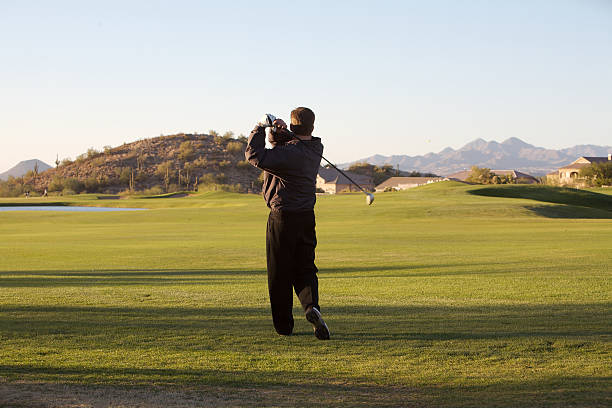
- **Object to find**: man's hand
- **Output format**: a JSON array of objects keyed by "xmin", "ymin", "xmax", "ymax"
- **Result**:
[{"xmin": 273, "ymin": 119, "xmax": 287, "ymax": 130}]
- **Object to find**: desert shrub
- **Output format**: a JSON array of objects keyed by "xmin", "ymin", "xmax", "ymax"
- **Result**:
[
  {"xmin": 199, "ymin": 173, "xmax": 226, "ymax": 185},
  {"xmin": 237, "ymin": 134, "xmax": 247, "ymax": 143},
  {"xmin": 218, "ymin": 160, "xmax": 231, "ymax": 168},
  {"xmin": 193, "ymin": 156, "xmax": 208, "ymax": 168},
  {"xmin": 135, "ymin": 172, "xmax": 148, "ymax": 182},
  {"xmin": 236, "ymin": 160, "xmax": 250, "ymax": 169},
  {"xmin": 227, "ymin": 141, "xmax": 244, "ymax": 154},
  {"xmin": 84, "ymin": 176, "xmax": 101, "ymax": 193},
  {"xmin": 91, "ymin": 156, "xmax": 106, "ymax": 167},
  {"xmin": 60, "ymin": 158, "xmax": 73, "ymax": 166},
  {"xmin": 48, "ymin": 177, "xmax": 64, "ymax": 192},
  {"xmin": 103, "ymin": 145, "xmax": 112, "ymax": 154},
  {"xmin": 64, "ymin": 178, "xmax": 84, "ymax": 193},
  {"xmin": 156, "ymin": 161, "xmax": 175, "ymax": 178},
  {"xmin": 208, "ymin": 130, "xmax": 219, "ymax": 137},
  {"xmin": 178, "ymin": 141, "xmax": 195, "ymax": 161},
  {"xmin": 87, "ymin": 147, "xmax": 101, "ymax": 159},
  {"xmin": 199, "ymin": 183, "xmax": 242, "ymax": 193},
  {"xmin": 141, "ymin": 186, "xmax": 164, "ymax": 195},
  {"xmin": 0, "ymin": 179, "xmax": 24, "ymax": 197}
]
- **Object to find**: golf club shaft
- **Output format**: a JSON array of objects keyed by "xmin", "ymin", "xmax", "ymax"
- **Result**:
[{"xmin": 289, "ymin": 134, "xmax": 371, "ymax": 195}]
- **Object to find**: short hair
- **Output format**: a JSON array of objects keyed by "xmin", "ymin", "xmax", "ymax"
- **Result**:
[{"xmin": 290, "ymin": 107, "xmax": 315, "ymax": 136}]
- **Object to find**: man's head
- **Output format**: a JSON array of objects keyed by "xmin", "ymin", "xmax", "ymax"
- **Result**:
[{"xmin": 290, "ymin": 107, "xmax": 315, "ymax": 136}]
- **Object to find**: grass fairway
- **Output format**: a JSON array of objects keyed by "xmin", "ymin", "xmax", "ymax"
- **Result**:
[{"xmin": 1, "ymin": 182, "xmax": 611, "ymax": 407}]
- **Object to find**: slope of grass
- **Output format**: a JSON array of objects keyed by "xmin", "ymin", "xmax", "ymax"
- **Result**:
[
  {"xmin": 468, "ymin": 184, "xmax": 612, "ymax": 212},
  {"xmin": 0, "ymin": 183, "xmax": 610, "ymax": 407}
]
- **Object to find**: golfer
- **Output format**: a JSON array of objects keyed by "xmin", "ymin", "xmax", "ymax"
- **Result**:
[{"xmin": 245, "ymin": 107, "xmax": 330, "ymax": 340}]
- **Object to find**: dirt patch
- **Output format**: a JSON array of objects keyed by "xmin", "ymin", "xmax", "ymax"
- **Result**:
[{"xmin": 0, "ymin": 381, "xmax": 414, "ymax": 407}]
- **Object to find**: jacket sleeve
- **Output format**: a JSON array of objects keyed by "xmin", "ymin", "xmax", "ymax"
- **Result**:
[{"xmin": 245, "ymin": 126, "xmax": 303, "ymax": 173}]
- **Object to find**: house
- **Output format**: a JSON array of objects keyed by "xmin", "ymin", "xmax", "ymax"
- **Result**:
[
  {"xmin": 447, "ymin": 169, "xmax": 539, "ymax": 184},
  {"xmin": 375, "ymin": 177, "xmax": 446, "ymax": 192},
  {"xmin": 316, "ymin": 167, "xmax": 374, "ymax": 194},
  {"xmin": 553, "ymin": 155, "xmax": 612, "ymax": 185}
]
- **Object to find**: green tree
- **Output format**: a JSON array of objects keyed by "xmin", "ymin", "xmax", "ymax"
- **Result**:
[
  {"xmin": 580, "ymin": 162, "xmax": 612, "ymax": 187},
  {"xmin": 466, "ymin": 166, "xmax": 493, "ymax": 184}
]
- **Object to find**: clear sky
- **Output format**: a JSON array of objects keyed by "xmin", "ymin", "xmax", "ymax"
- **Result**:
[{"xmin": 1, "ymin": 0, "xmax": 611, "ymax": 172}]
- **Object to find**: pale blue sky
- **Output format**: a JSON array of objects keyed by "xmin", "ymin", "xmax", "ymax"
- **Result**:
[{"xmin": 1, "ymin": 0, "xmax": 611, "ymax": 172}]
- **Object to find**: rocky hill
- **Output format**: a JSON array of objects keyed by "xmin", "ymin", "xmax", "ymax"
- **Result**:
[
  {"xmin": 342, "ymin": 138, "xmax": 612, "ymax": 177},
  {"xmin": 30, "ymin": 133, "xmax": 261, "ymax": 194},
  {"xmin": 0, "ymin": 159, "xmax": 52, "ymax": 181}
]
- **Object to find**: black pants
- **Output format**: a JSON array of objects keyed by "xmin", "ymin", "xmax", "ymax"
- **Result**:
[{"xmin": 266, "ymin": 210, "xmax": 319, "ymax": 335}]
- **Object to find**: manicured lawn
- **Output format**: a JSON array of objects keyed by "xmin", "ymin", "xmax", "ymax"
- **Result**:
[{"xmin": 1, "ymin": 182, "xmax": 610, "ymax": 407}]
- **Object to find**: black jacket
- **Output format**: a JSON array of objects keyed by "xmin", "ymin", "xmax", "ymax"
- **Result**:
[{"xmin": 245, "ymin": 126, "xmax": 323, "ymax": 212}]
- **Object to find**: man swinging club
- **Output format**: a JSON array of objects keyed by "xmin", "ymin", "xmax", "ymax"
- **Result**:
[{"xmin": 245, "ymin": 107, "xmax": 330, "ymax": 340}]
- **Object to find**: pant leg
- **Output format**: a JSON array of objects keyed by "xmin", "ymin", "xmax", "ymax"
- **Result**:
[
  {"xmin": 292, "ymin": 212, "xmax": 320, "ymax": 312},
  {"xmin": 266, "ymin": 212, "xmax": 297, "ymax": 335}
]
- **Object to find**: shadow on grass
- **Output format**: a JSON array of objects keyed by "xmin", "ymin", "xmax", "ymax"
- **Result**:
[
  {"xmin": 1, "ymin": 303, "xmax": 610, "ymax": 406},
  {"xmin": 0, "ymin": 202, "xmax": 69, "ymax": 207},
  {"xmin": 0, "ymin": 262, "xmax": 524, "ymax": 287},
  {"xmin": 0, "ymin": 366, "xmax": 608, "ymax": 407},
  {"xmin": 468, "ymin": 185, "xmax": 612, "ymax": 215},
  {"xmin": 524, "ymin": 204, "xmax": 612, "ymax": 219},
  {"xmin": 1, "ymin": 303, "xmax": 610, "ymax": 342}
]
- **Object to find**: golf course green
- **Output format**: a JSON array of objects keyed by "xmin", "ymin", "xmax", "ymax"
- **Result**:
[{"xmin": 1, "ymin": 181, "xmax": 610, "ymax": 407}]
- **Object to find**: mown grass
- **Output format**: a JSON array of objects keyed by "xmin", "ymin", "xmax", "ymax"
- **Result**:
[{"xmin": 0, "ymin": 182, "xmax": 610, "ymax": 407}]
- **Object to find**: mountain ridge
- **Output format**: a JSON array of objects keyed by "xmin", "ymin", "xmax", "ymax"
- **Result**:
[
  {"xmin": 0, "ymin": 159, "xmax": 52, "ymax": 181},
  {"xmin": 341, "ymin": 138, "xmax": 612, "ymax": 176}
]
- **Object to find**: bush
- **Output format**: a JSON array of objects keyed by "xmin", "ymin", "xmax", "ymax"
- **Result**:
[
  {"xmin": 200, "ymin": 173, "xmax": 226, "ymax": 185},
  {"xmin": 466, "ymin": 166, "xmax": 493, "ymax": 184},
  {"xmin": 84, "ymin": 177, "xmax": 101, "ymax": 193},
  {"xmin": 117, "ymin": 168, "xmax": 132, "ymax": 185},
  {"xmin": 156, "ymin": 161, "xmax": 175, "ymax": 178},
  {"xmin": 178, "ymin": 141, "xmax": 195, "ymax": 161},
  {"xmin": 64, "ymin": 178, "xmax": 84, "ymax": 193},
  {"xmin": 218, "ymin": 160, "xmax": 231, "ymax": 168},
  {"xmin": 87, "ymin": 147, "xmax": 101, "ymax": 159},
  {"xmin": 49, "ymin": 177, "xmax": 64, "ymax": 192},
  {"xmin": 193, "ymin": 156, "xmax": 208, "ymax": 169},
  {"xmin": 236, "ymin": 160, "xmax": 250, "ymax": 169},
  {"xmin": 227, "ymin": 141, "xmax": 244, "ymax": 154},
  {"xmin": 141, "ymin": 186, "xmax": 164, "ymax": 195},
  {"xmin": 580, "ymin": 162, "xmax": 612, "ymax": 187},
  {"xmin": 60, "ymin": 158, "xmax": 73, "ymax": 167}
]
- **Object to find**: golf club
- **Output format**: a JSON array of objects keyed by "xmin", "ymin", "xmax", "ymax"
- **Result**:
[{"xmin": 269, "ymin": 122, "xmax": 375, "ymax": 206}]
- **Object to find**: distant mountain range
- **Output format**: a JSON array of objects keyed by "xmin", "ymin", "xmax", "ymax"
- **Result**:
[
  {"xmin": 341, "ymin": 138, "xmax": 612, "ymax": 177},
  {"xmin": 0, "ymin": 159, "xmax": 52, "ymax": 181}
]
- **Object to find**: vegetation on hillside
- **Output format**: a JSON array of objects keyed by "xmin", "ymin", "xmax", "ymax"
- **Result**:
[{"xmin": 0, "ymin": 132, "xmax": 261, "ymax": 197}]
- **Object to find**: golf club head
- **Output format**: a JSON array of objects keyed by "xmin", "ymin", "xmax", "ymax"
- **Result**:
[{"xmin": 366, "ymin": 193, "xmax": 374, "ymax": 205}]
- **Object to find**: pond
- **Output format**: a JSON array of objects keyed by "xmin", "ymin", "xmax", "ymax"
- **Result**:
[{"xmin": 0, "ymin": 206, "xmax": 146, "ymax": 212}]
